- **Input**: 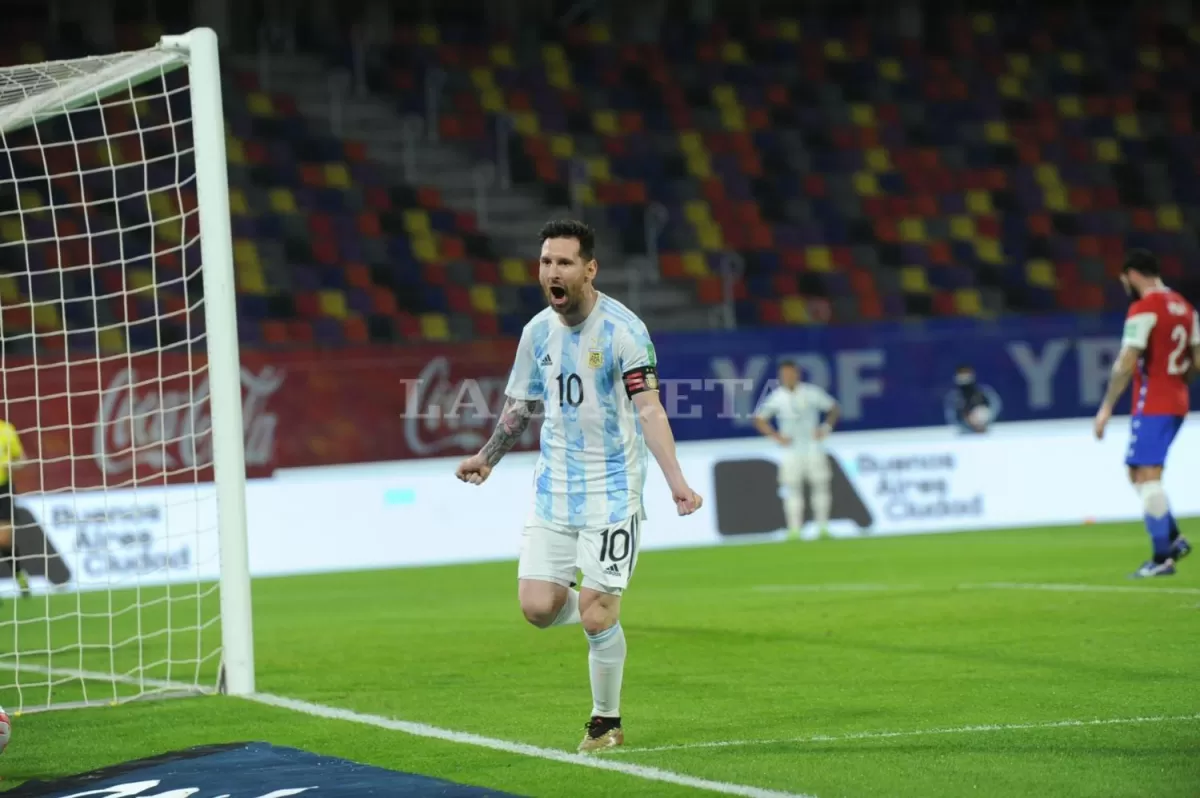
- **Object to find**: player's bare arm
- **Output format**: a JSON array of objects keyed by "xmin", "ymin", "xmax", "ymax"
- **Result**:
[
  {"xmin": 1094, "ymin": 345, "xmax": 1141, "ymax": 439},
  {"xmin": 455, "ymin": 396, "xmax": 543, "ymax": 484},
  {"xmin": 753, "ymin": 414, "xmax": 789, "ymax": 445},
  {"xmin": 818, "ymin": 401, "xmax": 841, "ymax": 439},
  {"xmin": 631, "ymin": 390, "xmax": 702, "ymax": 515}
]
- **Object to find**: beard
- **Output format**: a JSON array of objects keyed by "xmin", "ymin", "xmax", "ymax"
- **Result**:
[{"xmin": 544, "ymin": 283, "xmax": 582, "ymax": 314}]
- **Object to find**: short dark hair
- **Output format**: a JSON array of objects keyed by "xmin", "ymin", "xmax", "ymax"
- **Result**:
[
  {"xmin": 539, "ymin": 219, "xmax": 595, "ymax": 262},
  {"xmin": 956, "ymin": 363, "xmax": 973, "ymax": 373},
  {"xmin": 1123, "ymin": 249, "xmax": 1160, "ymax": 277},
  {"xmin": 778, "ymin": 360, "xmax": 798, "ymax": 371}
]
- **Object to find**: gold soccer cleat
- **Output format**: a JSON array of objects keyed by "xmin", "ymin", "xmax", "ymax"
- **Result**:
[{"xmin": 578, "ymin": 716, "xmax": 624, "ymax": 753}]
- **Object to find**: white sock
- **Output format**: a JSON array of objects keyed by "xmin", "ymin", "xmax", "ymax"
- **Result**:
[
  {"xmin": 811, "ymin": 480, "xmax": 832, "ymax": 528},
  {"xmin": 586, "ymin": 622, "xmax": 626, "ymax": 718},
  {"xmin": 550, "ymin": 588, "xmax": 581, "ymax": 627},
  {"xmin": 784, "ymin": 488, "xmax": 804, "ymax": 531}
]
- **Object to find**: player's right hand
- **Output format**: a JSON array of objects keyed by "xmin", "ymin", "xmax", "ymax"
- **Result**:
[
  {"xmin": 455, "ymin": 453, "xmax": 492, "ymax": 486},
  {"xmin": 777, "ymin": 435, "xmax": 792, "ymax": 446},
  {"xmin": 673, "ymin": 486, "xmax": 703, "ymax": 516}
]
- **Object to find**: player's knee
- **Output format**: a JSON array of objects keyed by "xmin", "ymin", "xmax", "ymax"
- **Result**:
[
  {"xmin": 1139, "ymin": 480, "xmax": 1169, "ymax": 518},
  {"xmin": 580, "ymin": 600, "xmax": 618, "ymax": 635},
  {"xmin": 519, "ymin": 591, "xmax": 564, "ymax": 628}
]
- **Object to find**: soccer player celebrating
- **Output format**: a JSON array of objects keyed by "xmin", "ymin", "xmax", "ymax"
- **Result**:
[
  {"xmin": 455, "ymin": 219, "xmax": 703, "ymax": 752},
  {"xmin": 753, "ymin": 361, "xmax": 840, "ymax": 540},
  {"xmin": 1094, "ymin": 249, "xmax": 1198, "ymax": 577}
]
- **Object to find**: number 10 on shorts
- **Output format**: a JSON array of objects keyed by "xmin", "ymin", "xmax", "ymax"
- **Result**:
[{"xmin": 588, "ymin": 516, "xmax": 639, "ymax": 592}]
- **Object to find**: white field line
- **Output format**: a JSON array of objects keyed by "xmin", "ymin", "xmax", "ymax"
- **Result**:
[
  {"xmin": 246, "ymin": 692, "xmax": 816, "ymax": 798},
  {"xmin": 754, "ymin": 582, "xmax": 1200, "ymax": 596},
  {"xmin": 0, "ymin": 661, "xmax": 816, "ymax": 798},
  {"xmin": 613, "ymin": 713, "xmax": 1200, "ymax": 755}
]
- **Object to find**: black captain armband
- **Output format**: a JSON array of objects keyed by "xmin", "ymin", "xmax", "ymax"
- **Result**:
[{"xmin": 622, "ymin": 366, "xmax": 659, "ymax": 398}]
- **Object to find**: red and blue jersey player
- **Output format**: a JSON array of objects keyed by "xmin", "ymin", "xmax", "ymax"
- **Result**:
[{"xmin": 1095, "ymin": 250, "xmax": 1199, "ymax": 577}]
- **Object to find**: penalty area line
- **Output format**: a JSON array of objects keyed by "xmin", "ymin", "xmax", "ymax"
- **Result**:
[
  {"xmin": 246, "ymin": 692, "xmax": 816, "ymax": 798},
  {"xmin": 612, "ymin": 713, "xmax": 1200, "ymax": 755}
]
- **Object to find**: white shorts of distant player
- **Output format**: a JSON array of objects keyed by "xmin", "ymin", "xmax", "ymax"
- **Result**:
[
  {"xmin": 519, "ymin": 513, "xmax": 642, "ymax": 595},
  {"xmin": 778, "ymin": 448, "xmax": 833, "ymax": 539}
]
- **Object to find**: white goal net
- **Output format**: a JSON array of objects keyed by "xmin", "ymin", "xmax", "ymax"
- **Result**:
[{"xmin": 0, "ymin": 29, "xmax": 253, "ymax": 714}]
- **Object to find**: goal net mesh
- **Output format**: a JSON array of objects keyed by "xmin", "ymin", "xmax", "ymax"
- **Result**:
[{"xmin": 0, "ymin": 43, "xmax": 226, "ymax": 713}]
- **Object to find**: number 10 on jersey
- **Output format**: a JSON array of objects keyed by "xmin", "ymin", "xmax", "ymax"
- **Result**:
[{"xmin": 556, "ymin": 373, "xmax": 584, "ymax": 407}]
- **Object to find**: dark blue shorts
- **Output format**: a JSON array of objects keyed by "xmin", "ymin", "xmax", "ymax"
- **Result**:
[{"xmin": 1125, "ymin": 414, "xmax": 1185, "ymax": 468}]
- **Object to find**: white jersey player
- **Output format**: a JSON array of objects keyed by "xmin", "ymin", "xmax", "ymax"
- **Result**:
[
  {"xmin": 753, "ymin": 361, "xmax": 841, "ymax": 540},
  {"xmin": 455, "ymin": 219, "xmax": 702, "ymax": 753}
]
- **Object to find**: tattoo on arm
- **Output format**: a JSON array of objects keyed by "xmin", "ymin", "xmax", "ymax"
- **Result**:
[{"xmin": 481, "ymin": 398, "xmax": 541, "ymax": 467}]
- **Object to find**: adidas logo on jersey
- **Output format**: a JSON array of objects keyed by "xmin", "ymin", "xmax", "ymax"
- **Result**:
[
  {"xmin": 604, "ymin": 563, "xmax": 621, "ymax": 576},
  {"xmin": 540, "ymin": 354, "xmax": 553, "ymax": 366}
]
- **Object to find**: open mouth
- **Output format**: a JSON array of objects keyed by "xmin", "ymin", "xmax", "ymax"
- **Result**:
[{"xmin": 548, "ymin": 285, "xmax": 568, "ymax": 306}]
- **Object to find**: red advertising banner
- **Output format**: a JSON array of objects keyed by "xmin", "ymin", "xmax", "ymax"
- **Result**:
[{"xmin": 2, "ymin": 341, "xmax": 536, "ymax": 493}]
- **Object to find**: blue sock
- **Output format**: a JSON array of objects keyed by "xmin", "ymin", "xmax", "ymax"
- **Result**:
[{"xmin": 1168, "ymin": 513, "xmax": 1181, "ymax": 544}]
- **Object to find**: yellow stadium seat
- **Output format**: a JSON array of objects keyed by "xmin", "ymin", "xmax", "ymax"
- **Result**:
[
  {"xmin": 777, "ymin": 20, "xmax": 800, "ymax": 40},
  {"xmin": 998, "ymin": 76, "xmax": 1022, "ymax": 98},
  {"xmin": 1138, "ymin": 48, "xmax": 1162, "ymax": 70},
  {"xmin": 586, "ymin": 23, "xmax": 611, "ymax": 43},
  {"xmin": 420, "ymin": 313, "xmax": 450, "ymax": 340},
  {"xmin": 955, "ymin": 288, "xmax": 984, "ymax": 316},
  {"xmin": 1116, "ymin": 114, "xmax": 1141, "ymax": 138},
  {"xmin": 684, "ymin": 201, "xmax": 711, "ymax": 225},
  {"xmin": 470, "ymin": 285, "xmax": 497, "ymax": 313},
  {"xmin": 972, "ymin": 13, "xmax": 995, "ymax": 33},
  {"xmin": 719, "ymin": 108, "xmax": 746, "ymax": 131},
  {"xmin": 678, "ymin": 131, "xmax": 704, "ymax": 155},
  {"xmin": 1060, "ymin": 53, "xmax": 1085, "ymax": 74},
  {"xmin": 501, "ymin": 258, "xmax": 528, "ymax": 284},
  {"xmin": 898, "ymin": 218, "xmax": 926, "ymax": 243},
  {"xmin": 950, "ymin": 216, "xmax": 976, "ymax": 239},
  {"xmin": 712, "ymin": 85, "xmax": 738, "ymax": 106},
  {"xmin": 879, "ymin": 59, "xmax": 904, "ymax": 81},
  {"xmin": 229, "ymin": 188, "xmax": 250, "ymax": 216},
  {"xmin": 227, "ymin": 136, "xmax": 246, "ymax": 165},
  {"xmin": 686, "ymin": 153, "xmax": 713, "ymax": 178},
  {"xmin": 901, "ymin": 266, "xmax": 929, "ymax": 293},
  {"xmin": 853, "ymin": 172, "xmax": 879, "ymax": 197},
  {"xmin": 966, "ymin": 190, "xmax": 994, "ymax": 214},
  {"xmin": 781, "ymin": 296, "xmax": 809, "ymax": 324},
  {"xmin": 324, "ymin": 164, "xmax": 351, "ymax": 189},
  {"xmin": 246, "ymin": 92, "xmax": 273, "ymax": 116},
  {"xmin": 850, "ymin": 105, "xmax": 875, "ymax": 126},
  {"xmin": 0, "ymin": 276, "xmax": 20, "ymax": 302},
  {"xmin": 1158, "ymin": 206, "xmax": 1183, "ymax": 231},
  {"xmin": 1057, "ymin": 96, "xmax": 1083, "ymax": 118},
  {"xmin": 697, "ymin": 224, "xmax": 724, "ymax": 250},
  {"xmin": 984, "ymin": 122, "xmax": 1009, "ymax": 143},
  {"xmin": 682, "ymin": 252, "xmax": 709, "ymax": 278},
  {"xmin": 551, "ymin": 135, "xmax": 575, "ymax": 158},
  {"xmin": 269, "ymin": 189, "xmax": 298, "ymax": 214},
  {"xmin": 1043, "ymin": 186, "xmax": 1069, "ymax": 212},
  {"xmin": 542, "ymin": 44, "xmax": 567, "ymax": 64},
  {"xmin": 513, "ymin": 111, "xmax": 540, "ymax": 135},
  {"xmin": 99, "ymin": 327, "xmax": 126, "ymax": 354},
  {"xmin": 547, "ymin": 65, "xmax": 573, "ymax": 90},
  {"xmin": 480, "ymin": 87, "xmax": 505, "ymax": 112},
  {"xmin": 975, "ymin": 239, "xmax": 1003, "ymax": 264},
  {"xmin": 33, "ymin": 303, "xmax": 61, "ymax": 331},
  {"xmin": 470, "ymin": 68, "xmax": 494, "ymax": 90},
  {"xmin": 1026, "ymin": 259, "xmax": 1056, "ymax": 289},
  {"xmin": 806, "ymin": 247, "xmax": 833, "ymax": 271},
  {"xmin": 586, "ymin": 157, "xmax": 611, "ymax": 181},
  {"xmin": 592, "ymin": 111, "xmax": 619, "ymax": 135},
  {"xmin": 574, "ymin": 185, "xmax": 596, "ymax": 206},
  {"xmin": 234, "ymin": 240, "xmax": 262, "ymax": 270},
  {"xmin": 417, "ymin": 24, "xmax": 439, "ymax": 45},
  {"xmin": 824, "ymin": 40, "xmax": 847, "ymax": 60},
  {"xmin": 721, "ymin": 42, "xmax": 747, "ymax": 63},
  {"xmin": 239, "ymin": 263, "xmax": 266, "ymax": 294},
  {"xmin": 866, "ymin": 148, "xmax": 892, "ymax": 171},
  {"xmin": 0, "ymin": 218, "xmax": 21, "ymax": 243},
  {"xmin": 1095, "ymin": 138, "xmax": 1121, "ymax": 162},
  {"xmin": 1008, "ymin": 53, "xmax": 1031, "ymax": 76},
  {"xmin": 490, "ymin": 45, "xmax": 514, "ymax": 67},
  {"xmin": 412, "ymin": 235, "xmax": 439, "ymax": 262},
  {"xmin": 128, "ymin": 269, "xmax": 156, "ymax": 293},
  {"xmin": 319, "ymin": 290, "xmax": 348, "ymax": 318},
  {"xmin": 404, "ymin": 209, "xmax": 431, "ymax": 234},
  {"xmin": 18, "ymin": 189, "xmax": 44, "ymax": 214}
]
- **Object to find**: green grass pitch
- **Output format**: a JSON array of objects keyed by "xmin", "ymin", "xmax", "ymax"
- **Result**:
[{"xmin": 0, "ymin": 521, "xmax": 1197, "ymax": 797}]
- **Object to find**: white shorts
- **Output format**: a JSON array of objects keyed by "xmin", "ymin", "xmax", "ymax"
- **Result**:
[
  {"xmin": 779, "ymin": 450, "xmax": 831, "ymax": 486},
  {"xmin": 518, "ymin": 513, "xmax": 643, "ymax": 595}
]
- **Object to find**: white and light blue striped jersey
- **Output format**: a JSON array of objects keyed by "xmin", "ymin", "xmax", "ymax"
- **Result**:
[{"xmin": 504, "ymin": 293, "xmax": 655, "ymax": 527}]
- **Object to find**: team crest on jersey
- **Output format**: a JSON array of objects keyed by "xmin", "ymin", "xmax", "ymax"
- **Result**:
[{"xmin": 588, "ymin": 350, "xmax": 604, "ymax": 369}]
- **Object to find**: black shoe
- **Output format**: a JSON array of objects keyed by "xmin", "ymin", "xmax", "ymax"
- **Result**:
[{"xmin": 578, "ymin": 715, "xmax": 624, "ymax": 752}]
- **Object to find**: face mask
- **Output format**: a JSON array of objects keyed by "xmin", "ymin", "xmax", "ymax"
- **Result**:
[{"xmin": 955, "ymin": 373, "xmax": 976, "ymax": 386}]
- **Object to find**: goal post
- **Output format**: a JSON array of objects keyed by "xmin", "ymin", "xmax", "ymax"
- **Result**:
[{"xmin": 0, "ymin": 27, "xmax": 254, "ymax": 713}]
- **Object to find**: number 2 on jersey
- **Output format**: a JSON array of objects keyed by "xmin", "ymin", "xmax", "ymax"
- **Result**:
[
  {"xmin": 1168, "ymin": 325, "xmax": 1191, "ymax": 375},
  {"xmin": 556, "ymin": 372, "xmax": 584, "ymax": 407}
]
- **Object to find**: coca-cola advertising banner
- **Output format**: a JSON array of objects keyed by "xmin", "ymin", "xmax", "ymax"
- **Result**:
[{"xmin": 2, "ymin": 341, "xmax": 532, "ymax": 493}]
